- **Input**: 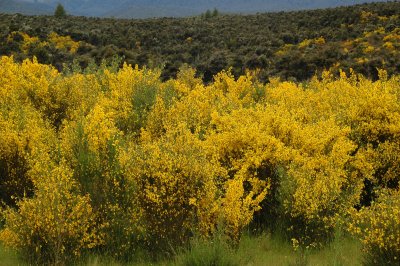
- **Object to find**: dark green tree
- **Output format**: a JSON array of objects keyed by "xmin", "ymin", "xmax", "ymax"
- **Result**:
[
  {"xmin": 54, "ymin": 3, "xmax": 67, "ymax": 18},
  {"xmin": 204, "ymin": 9, "xmax": 212, "ymax": 19},
  {"xmin": 212, "ymin": 8, "xmax": 219, "ymax": 17}
]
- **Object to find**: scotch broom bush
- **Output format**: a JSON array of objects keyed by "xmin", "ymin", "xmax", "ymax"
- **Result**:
[
  {"xmin": 0, "ymin": 160, "xmax": 101, "ymax": 265},
  {"xmin": 122, "ymin": 125, "xmax": 223, "ymax": 251},
  {"xmin": 348, "ymin": 189, "xmax": 400, "ymax": 265}
]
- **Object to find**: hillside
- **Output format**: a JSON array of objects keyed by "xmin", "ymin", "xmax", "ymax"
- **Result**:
[
  {"xmin": 0, "ymin": 1, "xmax": 399, "ymax": 82},
  {"xmin": 1, "ymin": 0, "xmax": 389, "ymax": 18}
]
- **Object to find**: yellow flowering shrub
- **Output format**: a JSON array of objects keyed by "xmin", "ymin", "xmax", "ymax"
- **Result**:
[
  {"xmin": 143, "ymin": 71, "xmax": 272, "ymax": 244},
  {"xmin": 46, "ymin": 72, "xmax": 102, "ymax": 127},
  {"xmin": 261, "ymin": 77, "xmax": 367, "ymax": 246},
  {"xmin": 368, "ymin": 140, "xmax": 400, "ymax": 188},
  {"xmin": 0, "ymin": 57, "xmax": 57, "ymax": 206},
  {"xmin": 322, "ymin": 72, "xmax": 400, "ymax": 204},
  {"xmin": 6, "ymin": 31, "xmax": 45, "ymax": 55},
  {"xmin": 281, "ymin": 120, "xmax": 360, "ymax": 246},
  {"xmin": 348, "ymin": 189, "xmax": 400, "ymax": 265},
  {"xmin": 154, "ymin": 69, "xmax": 264, "ymax": 140},
  {"xmin": 360, "ymin": 11, "xmax": 375, "ymax": 23},
  {"xmin": 6, "ymin": 31, "xmax": 81, "ymax": 58},
  {"xmin": 205, "ymin": 107, "xmax": 287, "ymax": 239},
  {"xmin": 275, "ymin": 36, "xmax": 327, "ymax": 56},
  {"xmin": 122, "ymin": 126, "xmax": 222, "ymax": 249},
  {"xmin": 0, "ymin": 56, "xmax": 100, "ymax": 129},
  {"xmin": 48, "ymin": 32, "xmax": 80, "ymax": 54},
  {"xmin": 0, "ymin": 160, "xmax": 101, "ymax": 265},
  {"xmin": 97, "ymin": 63, "xmax": 162, "ymax": 136},
  {"xmin": 59, "ymin": 104, "xmax": 142, "ymax": 258}
]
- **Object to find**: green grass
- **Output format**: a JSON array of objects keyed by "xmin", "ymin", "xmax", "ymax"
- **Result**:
[
  {"xmin": 171, "ymin": 232, "xmax": 360, "ymax": 266},
  {"xmin": 0, "ymin": 244, "xmax": 25, "ymax": 266},
  {"xmin": 307, "ymin": 237, "xmax": 362, "ymax": 266},
  {"xmin": 1, "ymin": 234, "xmax": 362, "ymax": 266},
  {"xmin": 236, "ymin": 233, "xmax": 299, "ymax": 266}
]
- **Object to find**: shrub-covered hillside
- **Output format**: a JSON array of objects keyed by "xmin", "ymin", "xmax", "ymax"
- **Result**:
[{"xmin": 0, "ymin": 1, "xmax": 399, "ymax": 82}]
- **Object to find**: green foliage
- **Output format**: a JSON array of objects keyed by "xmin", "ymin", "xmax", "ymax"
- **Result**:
[
  {"xmin": 212, "ymin": 8, "xmax": 219, "ymax": 17},
  {"xmin": 54, "ymin": 4, "xmax": 67, "ymax": 18}
]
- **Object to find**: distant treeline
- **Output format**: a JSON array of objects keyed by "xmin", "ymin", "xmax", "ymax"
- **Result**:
[{"xmin": 0, "ymin": 1, "xmax": 399, "ymax": 82}]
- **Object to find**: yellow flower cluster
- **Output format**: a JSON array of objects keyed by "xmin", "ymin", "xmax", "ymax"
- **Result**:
[
  {"xmin": 6, "ymin": 31, "xmax": 81, "ymax": 57},
  {"xmin": 6, "ymin": 31, "xmax": 44, "ymax": 54},
  {"xmin": 275, "ymin": 36, "xmax": 326, "ymax": 56},
  {"xmin": 48, "ymin": 32, "xmax": 80, "ymax": 54}
]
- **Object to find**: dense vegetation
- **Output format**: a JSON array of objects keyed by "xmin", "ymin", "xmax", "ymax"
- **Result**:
[
  {"xmin": 0, "ymin": 1, "xmax": 399, "ymax": 82},
  {"xmin": 0, "ymin": 56, "xmax": 399, "ymax": 265},
  {"xmin": 0, "ymin": 2, "xmax": 400, "ymax": 265}
]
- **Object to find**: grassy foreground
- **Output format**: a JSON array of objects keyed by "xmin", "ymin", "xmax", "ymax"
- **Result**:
[
  {"xmin": 0, "ymin": 234, "xmax": 361, "ymax": 266},
  {"xmin": 0, "ymin": 244, "xmax": 23, "ymax": 266}
]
